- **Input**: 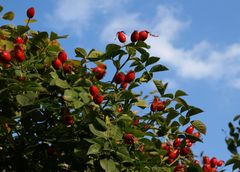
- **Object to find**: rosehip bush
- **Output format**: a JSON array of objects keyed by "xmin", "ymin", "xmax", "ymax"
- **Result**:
[
  {"xmin": 0, "ymin": 5, "xmax": 225, "ymax": 172},
  {"xmin": 225, "ymin": 115, "xmax": 240, "ymax": 171}
]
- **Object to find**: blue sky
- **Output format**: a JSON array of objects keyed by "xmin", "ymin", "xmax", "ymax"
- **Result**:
[{"xmin": 2, "ymin": 0, "xmax": 240, "ymax": 169}]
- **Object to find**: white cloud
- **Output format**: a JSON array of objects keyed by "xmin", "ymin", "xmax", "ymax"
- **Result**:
[{"xmin": 46, "ymin": 0, "xmax": 129, "ymax": 36}]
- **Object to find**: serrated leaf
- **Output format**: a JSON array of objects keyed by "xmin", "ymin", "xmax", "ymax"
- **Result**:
[
  {"xmin": 145, "ymin": 56, "xmax": 160, "ymax": 66},
  {"xmin": 2, "ymin": 11, "xmax": 14, "ymax": 21},
  {"xmin": 150, "ymin": 64, "xmax": 168, "ymax": 72},
  {"xmin": 17, "ymin": 25, "xmax": 30, "ymax": 35},
  {"xmin": 75, "ymin": 47, "xmax": 87, "ymax": 58},
  {"xmin": 100, "ymin": 159, "xmax": 117, "ymax": 172},
  {"xmin": 191, "ymin": 120, "xmax": 206, "ymax": 135},
  {"xmin": 87, "ymin": 143, "xmax": 101, "ymax": 155}
]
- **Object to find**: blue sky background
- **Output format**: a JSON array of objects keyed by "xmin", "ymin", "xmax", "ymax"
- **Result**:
[{"xmin": 2, "ymin": 0, "xmax": 240, "ymax": 170}]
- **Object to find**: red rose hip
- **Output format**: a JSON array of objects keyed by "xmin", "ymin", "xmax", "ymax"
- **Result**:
[
  {"xmin": 117, "ymin": 31, "xmax": 126, "ymax": 43},
  {"xmin": 114, "ymin": 72, "xmax": 125, "ymax": 84},
  {"xmin": 89, "ymin": 85, "xmax": 99, "ymax": 96},
  {"xmin": 131, "ymin": 30, "xmax": 139, "ymax": 42},
  {"xmin": 52, "ymin": 58, "xmax": 62, "ymax": 70},
  {"xmin": 27, "ymin": 7, "xmax": 35, "ymax": 18},
  {"xmin": 139, "ymin": 30, "xmax": 149, "ymax": 41},
  {"xmin": 58, "ymin": 50, "xmax": 67, "ymax": 63},
  {"xmin": 124, "ymin": 70, "xmax": 135, "ymax": 83}
]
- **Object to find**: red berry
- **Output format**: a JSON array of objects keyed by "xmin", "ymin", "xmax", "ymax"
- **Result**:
[
  {"xmin": 185, "ymin": 125, "xmax": 194, "ymax": 134},
  {"xmin": 15, "ymin": 37, "xmax": 24, "ymax": 44},
  {"xmin": 185, "ymin": 139, "xmax": 192, "ymax": 147},
  {"xmin": 133, "ymin": 117, "xmax": 140, "ymax": 126},
  {"xmin": 89, "ymin": 85, "xmax": 99, "ymax": 96},
  {"xmin": 173, "ymin": 138, "xmax": 181, "ymax": 147},
  {"xmin": 52, "ymin": 58, "xmax": 62, "ymax": 70},
  {"xmin": 98, "ymin": 63, "xmax": 107, "ymax": 70},
  {"xmin": 14, "ymin": 49, "xmax": 25, "ymax": 62},
  {"xmin": 191, "ymin": 132, "xmax": 201, "ymax": 143},
  {"xmin": 63, "ymin": 63, "xmax": 73, "ymax": 73},
  {"xmin": 121, "ymin": 82, "xmax": 128, "ymax": 89},
  {"xmin": 157, "ymin": 101, "xmax": 166, "ymax": 111},
  {"xmin": 117, "ymin": 31, "xmax": 126, "ymax": 43},
  {"xmin": 114, "ymin": 72, "xmax": 125, "ymax": 84},
  {"xmin": 93, "ymin": 94, "xmax": 104, "ymax": 104},
  {"xmin": 202, "ymin": 164, "xmax": 211, "ymax": 172},
  {"xmin": 210, "ymin": 157, "xmax": 218, "ymax": 168},
  {"xmin": 123, "ymin": 133, "xmax": 134, "ymax": 144},
  {"xmin": 174, "ymin": 164, "xmax": 185, "ymax": 172},
  {"xmin": 1, "ymin": 51, "xmax": 12, "ymax": 63},
  {"xmin": 27, "ymin": 7, "xmax": 35, "ymax": 18},
  {"xmin": 139, "ymin": 30, "xmax": 149, "ymax": 41},
  {"xmin": 131, "ymin": 30, "xmax": 139, "ymax": 42},
  {"xmin": 167, "ymin": 158, "xmax": 174, "ymax": 164},
  {"xmin": 180, "ymin": 147, "xmax": 190, "ymax": 156},
  {"xmin": 203, "ymin": 156, "xmax": 211, "ymax": 164},
  {"xmin": 58, "ymin": 50, "xmax": 67, "ymax": 63},
  {"xmin": 168, "ymin": 149, "xmax": 179, "ymax": 159},
  {"xmin": 92, "ymin": 66, "xmax": 106, "ymax": 80},
  {"xmin": 124, "ymin": 70, "xmax": 135, "ymax": 83},
  {"xmin": 17, "ymin": 76, "xmax": 25, "ymax": 81},
  {"xmin": 217, "ymin": 160, "xmax": 224, "ymax": 167},
  {"xmin": 63, "ymin": 115, "xmax": 74, "ymax": 126},
  {"xmin": 117, "ymin": 104, "xmax": 123, "ymax": 113}
]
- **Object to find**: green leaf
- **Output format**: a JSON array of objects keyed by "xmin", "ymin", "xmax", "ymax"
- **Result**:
[
  {"xmin": 186, "ymin": 107, "xmax": 203, "ymax": 117},
  {"xmin": 50, "ymin": 32, "xmax": 68, "ymax": 40},
  {"xmin": 63, "ymin": 89, "xmax": 78, "ymax": 101},
  {"xmin": 89, "ymin": 124, "xmax": 107, "ymax": 139},
  {"xmin": 135, "ymin": 99, "xmax": 148, "ymax": 109},
  {"xmin": 50, "ymin": 78, "xmax": 70, "ymax": 89},
  {"xmin": 136, "ymin": 47, "xmax": 150, "ymax": 57},
  {"xmin": 24, "ymin": 19, "xmax": 37, "ymax": 24},
  {"xmin": 145, "ymin": 56, "xmax": 160, "ymax": 66},
  {"xmin": 187, "ymin": 164, "xmax": 203, "ymax": 172},
  {"xmin": 96, "ymin": 117, "xmax": 108, "ymax": 130},
  {"xmin": 73, "ymin": 100, "xmax": 84, "ymax": 109},
  {"xmin": 16, "ymin": 92, "xmax": 38, "ymax": 106},
  {"xmin": 87, "ymin": 143, "xmax": 101, "ymax": 155},
  {"xmin": 150, "ymin": 64, "xmax": 168, "ymax": 72},
  {"xmin": 0, "ymin": 6, "xmax": 3, "ymax": 13},
  {"xmin": 17, "ymin": 25, "xmax": 30, "ymax": 35},
  {"xmin": 117, "ymin": 114, "xmax": 132, "ymax": 121},
  {"xmin": 136, "ymin": 41, "xmax": 151, "ymax": 49},
  {"xmin": 134, "ymin": 63, "xmax": 145, "ymax": 72},
  {"xmin": 191, "ymin": 120, "xmax": 207, "ymax": 135},
  {"xmin": 175, "ymin": 97, "xmax": 189, "ymax": 109},
  {"xmin": 153, "ymin": 80, "xmax": 168, "ymax": 96},
  {"xmin": 175, "ymin": 90, "xmax": 188, "ymax": 98},
  {"xmin": 233, "ymin": 114, "xmax": 240, "ymax": 121},
  {"xmin": 106, "ymin": 44, "xmax": 121, "ymax": 53},
  {"xmin": 100, "ymin": 159, "xmax": 117, "ymax": 172},
  {"xmin": 179, "ymin": 116, "xmax": 190, "ymax": 126},
  {"xmin": 75, "ymin": 47, "xmax": 87, "ymax": 58},
  {"xmin": 87, "ymin": 49, "xmax": 103, "ymax": 59},
  {"xmin": 2, "ymin": 11, "xmax": 14, "ymax": 21}
]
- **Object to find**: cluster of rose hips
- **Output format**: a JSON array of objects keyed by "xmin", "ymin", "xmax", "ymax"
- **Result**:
[
  {"xmin": 114, "ymin": 70, "xmax": 135, "ymax": 89},
  {"xmin": 0, "ymin": 6, "xmax": 34, "ymax": 66},
  {"xmin": 162, "ymin": 126, "xmax": 201, "ymax": 164},
  {"xmin": 117, "ymin": 30, "xmax": 152, "ymax": 43},
  {"xmin": 52, "ymin": 51, "xmax": 73, "ymax": 73},
  {"xmin": 201, "ymin": 156, "xmax": 224, "ymax": 172},
  {"xmin": 151, "ymin": 97, "xmax": 166, "ymax": 112}
]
